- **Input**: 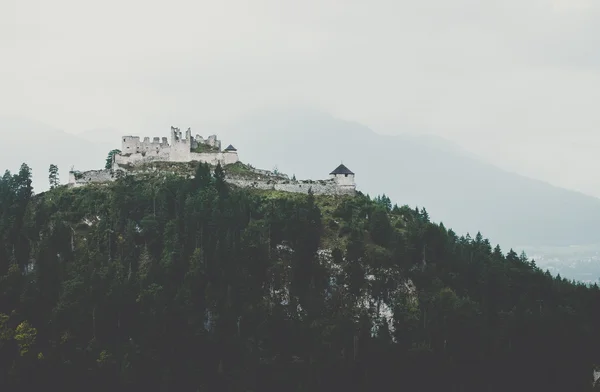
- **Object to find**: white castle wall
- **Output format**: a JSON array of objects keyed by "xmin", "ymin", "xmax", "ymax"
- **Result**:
[
  {"xmin": 226, "ymin": 178, "xmax": 355, "ymax": 195},
  {"xmin": 122, "ymin": 136, "xmax": 169, "ymax": 154},
  {"xmin": 114, "ymin": 149, "xmax": 171, "ymax": 168},
  {"xmin": 114, "ymin": 150, "xmax": 238, "ymax": 169},
  {"xmin": 68, "ymin": 169, "xmax": 355, "ymax": 196},
  {"xmin": 190, "ymin": 151, "xmax": 239, "ymax": 166}
]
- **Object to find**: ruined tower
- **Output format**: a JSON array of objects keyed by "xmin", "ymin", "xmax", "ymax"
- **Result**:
[{"xmin": 170, "ymin": 126, "xmax": 192, "ymax": 162}]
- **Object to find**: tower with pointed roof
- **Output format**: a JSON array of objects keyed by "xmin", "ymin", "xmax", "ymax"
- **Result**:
[
  {"xmin": 330, "ymin": 163, "xmax": 356, "ymax": 192},
  {"xmin": 222, "ymin": 144, "xmax": 239, "ymax": 165}
]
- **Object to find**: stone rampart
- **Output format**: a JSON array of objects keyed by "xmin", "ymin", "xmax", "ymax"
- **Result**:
[
  {"xmin": 114, "ymin": 150, "xmax": 238, "ymax": 169},
  {"xmin": 68, "ymin": 168, "xmax": 354, "ymax": 195},
  {"xmin": 226, "ymin": 178, "xmax": 355, "ymax": 195},
  {"xmin": 190, "ymin": 151, "xmax": 239, "ymax": 166},
  {"xmin": 114, "ymin": 149, "xmax": 171, "ymax": 168}
]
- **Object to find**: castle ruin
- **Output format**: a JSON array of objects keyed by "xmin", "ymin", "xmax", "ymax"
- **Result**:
[
  {"xmin": 114, "ymin": 126, "xmax": 239, "ymax": 169},
  {"xmin": 68, "ymin": 126, "xmax": 356, "ymax": 196}
]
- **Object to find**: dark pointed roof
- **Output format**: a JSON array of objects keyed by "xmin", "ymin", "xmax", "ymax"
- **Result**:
[
  {"xmin": 330, "ymin": 163, "xmax": 354, "ymax": 175},
  {"xmin": 224, "ymin": 144, "xmax": 237, "ymax": 152}
]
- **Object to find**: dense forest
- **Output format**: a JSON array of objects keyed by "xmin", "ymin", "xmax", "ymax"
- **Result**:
[{"xmin": 1, "ymin": 162, "xmax": 600, "ymax": 391}]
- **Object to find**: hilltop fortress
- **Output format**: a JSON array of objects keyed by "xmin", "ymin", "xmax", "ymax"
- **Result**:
[
  {"xmin": 114, "ymin": 126, "xmax": 239, "ymax": 168},
  {"xmin": 68, "ymin": 127, "xmax": 356, "ymax": 195}
]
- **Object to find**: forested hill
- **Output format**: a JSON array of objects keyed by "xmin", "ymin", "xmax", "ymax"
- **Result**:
[{"xmin": 1, "ymin": 162, "xmax": 600, "ymax": 392}]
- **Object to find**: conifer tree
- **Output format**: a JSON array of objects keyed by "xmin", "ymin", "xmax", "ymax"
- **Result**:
[
  {"xmin": 105, "ymin": 149, "xmax": 121, "ymax": 170},
  {"xmin": 48, "ymin": 164, "xmax": 59, "ymax": 189}
]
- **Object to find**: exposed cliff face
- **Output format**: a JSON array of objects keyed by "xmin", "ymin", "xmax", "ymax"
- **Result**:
[{"xmin": 266, "ymin": 243, "xmax": 416, "ymax": 339}]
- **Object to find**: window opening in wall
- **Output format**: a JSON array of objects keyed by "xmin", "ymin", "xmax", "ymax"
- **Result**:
[{"xmin": 345, "ymin": 174, "xmax": 348, "ymax": 177}]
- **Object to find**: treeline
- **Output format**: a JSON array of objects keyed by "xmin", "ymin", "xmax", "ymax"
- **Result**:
[{"xmin": 0, "ymin": 162, "xmax": 599, "ymax": 391}]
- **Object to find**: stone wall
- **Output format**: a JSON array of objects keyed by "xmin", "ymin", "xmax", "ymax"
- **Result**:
[
  {"xmin": 68, "ymin": 169, "xmax": 115, "ymax": 188},
  {"xmin": 193, "ymin": 134, "xmax": 221, "ymax": 150},
  {"xmin": 169, "ymin": 127, "xmax": 192, "ymax": 162},
  {"xmin": 226, "ymin": 178, "xmax": 355, "ymax": 195},
  {"xmin": 68, "ymin": 168, "xmax": 354, "ymax": 196},
  {"xmin": 114, "ymin": 150, "xmax": 239, "ymax": 169},
  {"xmin": 114, "ymin": 149, "xmax": 171, "ymax": 168},
  {"xmin": 189, "ymin": 151, "xmax": 239, "ymax": 166},
  {"xmin": 121, "ymin": 136, "xmax": 169, "ymax": 154}
]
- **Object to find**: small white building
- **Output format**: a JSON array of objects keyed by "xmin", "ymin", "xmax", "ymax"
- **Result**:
[{"xmin": 329, "ymin": 163, "xmax": 356, "ymax": 192}]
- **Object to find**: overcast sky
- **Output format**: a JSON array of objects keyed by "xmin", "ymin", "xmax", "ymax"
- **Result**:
[{"xmin": 3, "ymin": 0, "xmax": 600, "ymax": 195}]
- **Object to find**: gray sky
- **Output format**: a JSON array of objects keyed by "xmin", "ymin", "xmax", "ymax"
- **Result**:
[{"xmin": 3, "ymin": 0, "xmax": 600, "ymax": 196}]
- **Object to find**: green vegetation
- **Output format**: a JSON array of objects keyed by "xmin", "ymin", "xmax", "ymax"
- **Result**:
[
  {"xmin": 48, "ymin": 164, "xmax": 59, "ymax": 189},
  {"xmin": 223, "ymin": 161, "xmax": 288, "ymax": 181},
  {"xmin": 105, "ymin": 149, "xmax": 121, "ymax": 169},
  {"xmin": 0, "ymin": 161, "xmax": 599, "ymax": 391},
  {"xmin": 132, "ymin": 160, "xmax": 198, "ymax": 176},
  {"xmin": 223, "ymin": 161, "xmax": 255, "ymax": 177},
  {"xmin": 191, "ymin": 143, "xmax": 220, "ymax": 153}
]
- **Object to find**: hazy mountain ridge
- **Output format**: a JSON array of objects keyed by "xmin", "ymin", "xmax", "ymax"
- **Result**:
[
  {"xmin": 0, "ymin": 117, "xmax": 113, "ymax": 191},
  {"xmin": 216, "ymin": 108, "xmax": 600, "ymax": 248}
]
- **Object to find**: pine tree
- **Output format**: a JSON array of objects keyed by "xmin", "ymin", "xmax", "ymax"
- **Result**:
[
  {"xmin": 48, "ymin": 164, "xmax": 59, "ymax": 189},
  {"xmin": 519, "ymin": 250, "xmax": 528, "ymax": 264},
  {"xmin": 16, "ymin": 163, "xmax": 33, "ymax": 200},
  {"xmin": 213, "ymin": 162, "xmax": 227, "ymax": 196},
  {"xmin": 193, "ymin": 162, "xmax": 212, "ymax": 190},
  {"xmin": 105, "ymin": 149, "xmax": 121, "ymax": 170},
  {"xmin": 2, "ymin": 157, "xmax": 600, "ymax": 391}
]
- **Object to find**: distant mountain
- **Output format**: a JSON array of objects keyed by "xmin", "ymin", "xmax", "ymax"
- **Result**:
[
  {"xmin": 0, "ymin": 117, "xmax": 115, "ymax": 192},
  {"xmin": 213, "ymin": 108, "xmax": 600, "ymax": 249}
]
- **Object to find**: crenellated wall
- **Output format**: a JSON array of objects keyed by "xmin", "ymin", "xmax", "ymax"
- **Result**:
[
  {"xmin": 121, "ymin": 136, "xmax": 169, "ymax": 154},
  {"xmin": 114, "ymin": 127, "xmax": 238, "ymax": 168}
]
